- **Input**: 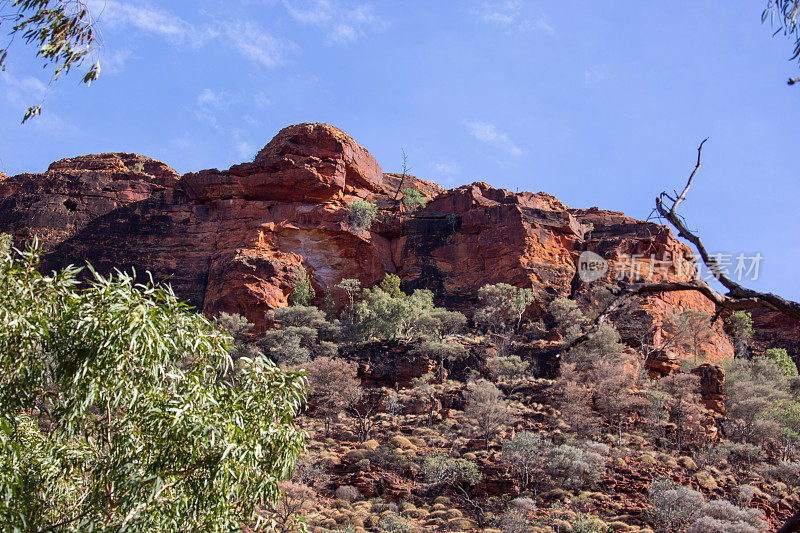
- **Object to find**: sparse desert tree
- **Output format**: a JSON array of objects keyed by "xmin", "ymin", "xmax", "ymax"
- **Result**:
[
  {"xmin": 554, "ymin": 363, "xmax": 602, "ymax": 438},
  {"xmin": 347, "ymin": 200, "xmax": 378, "ymax": 231},
  {"xmin": 402, "ymin": 188, "xmax": 427, "ymax": 210},
  {"xmin": 336, "ymin": 278, "xmax": 362, "ymax": 322},
  {"xmin": 658, "ymin": 372, "xmax": 705, "ymax": 448},
  {"xmin": 647, "ymin": 477, "xmax": 706, "ymax": 532},
  {"xmin": 548, "ymin": 297, "xmax": 588, "ymax": 342},
  {"xmin": 422, "ymin": 453, "xmax": 485, "ymax": 525},
  {"xmin": 543, "ymin": 442, "xmax": 608, "ymax": 490},
  {"xmin": 726, "ymin": 310, "xmax": 754, "ymax": 359},
  {"xmin": 593, "ymin": 358, "xmax": 648, "ymax": 446},
  {"xmin": 289, "ymin": 266, "xmax": 316, "ymax": 306},
  {"xmin": 501, "ymin": 431, "xmax": 547, "ymax": 492},
  {"xmin": 267, "ymin": 481, "xmax": 316, "ymax": 533},
  {"xmin": 410, "ymin": 372, "xmax": 440, "ymax": 425},
  {"xmin": 663, "ymin": 309, "xmax": 715, "ymax": 362},
  {"xmin": 724, "ymin": 355, "xmax": 792, "ymax": 445},
  {"xmin": 304, "ymin": 356, "xmax": 360, "ymax": 436},
  {"xmin": 474, "ymin": 283, "xmax": 535, "ymax": 333},
  {"xmin": 487, "ymin": 354, "xmax": 530, "ymax": 386},
  {"xmin": 464, "ymin": 378, "xmax": 512, "ymax": 448},
  {"xmin": 410, "ymin": 340, "xmax": 467, "ymax": 381}
]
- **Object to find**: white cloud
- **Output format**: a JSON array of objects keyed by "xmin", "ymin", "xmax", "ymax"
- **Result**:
[
  {"xmin": 1, "ymin": 71, "xmax": 77, "ymax": 134},
  {"xmin": 99, "ymin": 48, "xmax": 132, "ymax": 74},
  {"xmin": 88, "ymin": 0, "xmax": 195, "ymax": 40},
  {"xmin": 281, "ymin": 0, "xmax": 382, "ymax": 44},
  {"xmin": 584, "ymin": 69, "xmax": 608, "ymax": 83},
  {"xmin": 434, "ymin": 162, "xmax": 461, "ymax": 176},
  {"xmin": 465, "ymin": 121, "xmax": 523, "ymax": 156},
  {"xmin": 474, "ymin": 1, "xmax": 554, "ymax": 34},
  {"xmin": 221, "ymin": 21, "xmax": 289, "ymax": 68},
  {"xmin": 196, "ymin": 88, "xmax": 226, "ymax": 108},
  {"xmin": 88, "ymin": 1, "xmax": 291, "ymax": 67}
]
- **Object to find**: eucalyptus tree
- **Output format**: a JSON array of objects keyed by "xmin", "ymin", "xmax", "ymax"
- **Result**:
[{"xmin": 0, "ymin": 240, "xmax": 306, "ymax": 531}]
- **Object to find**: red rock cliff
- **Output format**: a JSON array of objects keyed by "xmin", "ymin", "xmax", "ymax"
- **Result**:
[{"xmin": 3, "ymin": 122, "xmax": 780, "ymax": 359}]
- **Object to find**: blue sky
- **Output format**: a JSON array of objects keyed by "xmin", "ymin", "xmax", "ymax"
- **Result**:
[{"xmin": 1, "ymin": 1, "xmax": 798, "ymax": 299}]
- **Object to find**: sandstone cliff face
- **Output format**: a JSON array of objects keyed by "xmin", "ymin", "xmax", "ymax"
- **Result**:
[{"xmin": 2, "ymin": 122, "xmax": 783, "ymax": 359}]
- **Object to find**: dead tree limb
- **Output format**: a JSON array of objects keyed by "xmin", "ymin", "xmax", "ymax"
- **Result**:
[{"xmin": 557, "ymin": 139, "xmax": 800, "ymax": 357}]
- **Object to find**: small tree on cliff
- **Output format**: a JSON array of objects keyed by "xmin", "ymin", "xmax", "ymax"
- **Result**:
[
  {"xmin": 475, "ymin": 283, "xmax": 535, "ymax": 333},
  {"xmin": 289, "ymin": 266, "xmax": 316, "ymax": 306},
  {"xmin": 663, "ymin": 309, "xmax": 715, "ymax": 363},
  {"xmin": 726, "ymin": 311, "xmax": 754, "ymax": 359},
  {"xmin": 464, "ymin": 378, "xmax": 512, "ymax": 448},
  {"xmin": 347, "ymin": 200, "xmax": 378, "ymax": 231}
]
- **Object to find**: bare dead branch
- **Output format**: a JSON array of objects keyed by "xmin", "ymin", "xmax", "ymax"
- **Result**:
[{"xmin": 557, "ymin": 139, "xmax": 800, "ymax": 356}]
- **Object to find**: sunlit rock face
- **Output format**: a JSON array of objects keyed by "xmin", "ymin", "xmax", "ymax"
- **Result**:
[{"xmin": 2, "ymin": 121, "xmax": 773, "ymax": 360}]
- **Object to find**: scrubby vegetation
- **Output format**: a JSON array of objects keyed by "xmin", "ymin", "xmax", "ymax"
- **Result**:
[
  {"xmin": 4, "ymin": 233, "xmax": 799, "ymax": 532},
  {"xmin": 228, "ymin": 272, "xmax": 799, "ymax": 532}
]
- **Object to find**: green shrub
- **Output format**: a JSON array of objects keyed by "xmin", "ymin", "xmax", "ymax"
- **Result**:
[
  {"xmin": 289, "ymin": 266, "xmax": 316, "ymax": 306},
  {"xmin": 647, "ymin": 477, "xmax": 705, "ymax": 532},
  {"xmin": 765, "ymin": 347, "xmax": 798, "ymax": 377},
  {"xmin": 402, "ymin": 188, "xmax": 427, "ymax": 210},
  {"xmin": 474, "ymin": 283, "xmax": 535, "ymax": 333},
  {"xmin": 347, "ymin": 200, "xmax": 378, "ymax": 231},
  {"xmin": 544, "ymin": 442, "xmax": 607, "ymax": 490}
]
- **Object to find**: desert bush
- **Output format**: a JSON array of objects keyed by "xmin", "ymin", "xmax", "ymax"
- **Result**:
[
  {"xmin": 347, "ymin": 200, "xmax": 378, "ymax": 231},
  {"xmin": 647, "ymin": 477, "xmax": 706, "ymax": 532},
  {"xmin": 304, "ymin": 357, "xmax": 361, "ymax": 435},
  {"xmin": 474, "ymin": 283, "xmax": 535, "ymax": 333},
  {"xmin": 335, "ymin": 485, "xmax": 362, "ymax": 502},
  {"xmin": 500, "ymin": 509, "xmax": 529, "ymax": 533},
  {"xmin": 687, "ymin": 499, "xmax": 766, "ymax": 533},
  {"xmin": 725, "ymin": 354, "xmax": 796, "ymax": 449},
  {"xmin": 269, "ymin": 481, "xmax": 317, "ymax": 533},
  {"xmin": 464, "ymin": 379, "xmax": 512, "ymax": 448},
  {"xmin": 487, "ymin": 355, "xmax": 530, "ymax": 384},
  {"xmin": 423, "ymin": 453, "xmax": 482, "ymax": 491},
  {"xmin": 410, "ymin": 341, "xmax": 467, "ymax": 381},
  {"xmin": 544, "ymin": 443, "xmax": 607, "ymax": 490},
  {"xmin": 716, "ymin": 440, "xmax": 763, "ymax": 470},
  {"xmin": 548, "ymin": 297, "xmax": 587, "ymax": 341},
  {"xmin": 501, "ymin": 431, "xmax": 547, "ymax": 491},
  {"xmin": 658, "ymin": 372, "xmax": 705, "ymax": 448},
  {"xmin": 554, "ymin": 363, "xmax": 603, "ymax": 437},
  {"xmin": 765, "ymin": 347, "xmax": 798, "ymax": 377},
  {"xmin": 662, "ymin": 309, "xmax": 714, "ymax": 362},
  {"xmin": 763, "ymin": 460, "xmax": 800, "ymax": 486},
  {"xmin": 564, "ymin": 323, "xmax": 626, "ymax": 366},
  {"xmin": 572, "ymin": 513, "xmax": 609, "ymax": 533},
  {"xmin": 378, "ymin": 512, "xmax": 416, "ymax": 532},
  {"xmin": 402, "ymin": 188, "xmax": 427, "ymax": 210},
  {"xmin": 289, "ymin": 266, "xmax": 316, "ymax": 306},
  {"xmin": 726, "ymin": 311, "xmax": 754, "ymax": 359}
]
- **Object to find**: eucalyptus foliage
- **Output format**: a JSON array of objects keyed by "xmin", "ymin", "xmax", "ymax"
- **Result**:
[
  {"xmin": 0, "ymin": 0, "xmax": 101, "ymax": 122},
  {"xmin": 0, "ymin": 241, "xmax": 306, "ymax": 532}
]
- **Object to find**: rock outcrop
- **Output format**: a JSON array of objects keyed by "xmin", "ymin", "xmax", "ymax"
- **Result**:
[{"xmin": 0, "ymin": 122, "xmax": 755, "ymax": 358}]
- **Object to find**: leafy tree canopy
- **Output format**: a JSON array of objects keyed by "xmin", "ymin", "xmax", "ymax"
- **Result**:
[{"xmin": 0, "ymin": 240, "xmax": 306, "ymax": 531}]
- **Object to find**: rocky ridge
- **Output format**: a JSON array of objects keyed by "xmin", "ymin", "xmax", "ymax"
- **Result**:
[{"xmin": 1, "ymin": 122, "xmax": 794, "ymax": 361}]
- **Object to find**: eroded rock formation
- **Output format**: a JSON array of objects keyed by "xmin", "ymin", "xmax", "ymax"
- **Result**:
[{"xmin": 2, "ymin": 122, "xmax": 791, "ymax": 361}]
